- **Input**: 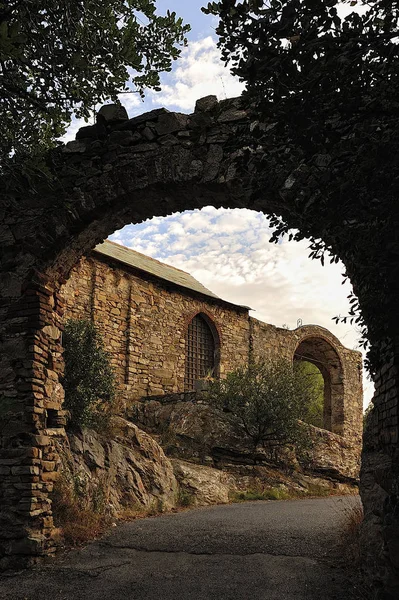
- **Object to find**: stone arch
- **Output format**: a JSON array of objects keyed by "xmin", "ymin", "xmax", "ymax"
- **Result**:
[
  {"xmin": 293, "ymin": 334, "xmax": 345, "ymax": 435},
  {"xmin": 182, "ymin": 308, "xmax": 223, "ymax": 346},
  {"xmin": 0, "ymin": 95, "xmax": 391, "ymax": 585},
  {"xmin": 0, "ymin": 99, "xmax": 356, "ymax": 567},
  {"xmin": 184, "ymin": 311, "xmax": 221, "ymax": 390}
]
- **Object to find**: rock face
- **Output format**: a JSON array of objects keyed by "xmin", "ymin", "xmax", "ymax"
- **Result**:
[
  {"xmin": 57, "ymin": 415, "xmax": 356, "ymax": 528},
  {"xmin": 171, "ymin": 459, "xmax": 355, "ymax": 506},
  {"xmin": 58, "ymin": 417, "xmax": 177, "ymax": 516},
  {"xmin": 131, "ymin": 400, "xmax": 361, "ymax": 483},
  {"xmin": 57, "ymin": 408, "xmax": 359, "ymax": 528},
  {"xmin": 172, "ymin": 459, "xmax": 233, "ymax": 506},
  {"xmin": 304, "ymin": 424, "xmax": 360, "ymax": 481},
  {"xmin": 132, "ymin": 400, "xmax": 254, "ymax": 464}
]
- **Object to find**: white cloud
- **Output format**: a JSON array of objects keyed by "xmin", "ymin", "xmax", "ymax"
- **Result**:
[
  {"xmin": 149, "ymin": 36, "xmax": 245, "ymax": 112},
  {"xmin": 110, "ymin": 207, "xmax": 375, "ymax": 408}
]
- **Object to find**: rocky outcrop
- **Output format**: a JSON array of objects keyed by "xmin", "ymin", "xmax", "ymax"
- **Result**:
[
  {"xmin": 304, "ymin": 424, "xmax": 360, "ymax": 481},
  {"xmin": 172, "ymin": 459, "xmax": 356, "ymax": 505},
  {"xmin": 55, "ymin": 407, "xmax": 359, "ymax": 534},
  {"xmin": 131, "ymin": 399, "xmax": 254, "ymax": 464},
  {"xmin": 58, "ymin": 417, "xmax": 177, "ymax": 517},
  {"xmin": 131, "ymin": 400, "xmax": 361, "ymax": 483},
  {"xmin": 172, "ymin": 459, "xmax": 233, "ymax": 506}
]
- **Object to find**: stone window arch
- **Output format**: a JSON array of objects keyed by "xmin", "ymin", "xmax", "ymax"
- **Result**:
[
  {"xmin": 184, "ymin": 312, "xmax": 220, "ymax": 391},
  {"xmin": 293, "ymin": 336, "xmax": 345, "ymax": 435}
]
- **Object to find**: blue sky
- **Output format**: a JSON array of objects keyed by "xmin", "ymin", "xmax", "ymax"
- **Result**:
[{"xmin": 64, "ymin": 1, "xmax": 374, "ymax": 406}]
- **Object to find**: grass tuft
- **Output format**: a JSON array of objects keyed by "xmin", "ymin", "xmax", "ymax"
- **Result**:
[
  {"xmin": 230, "ymin": 487, "xmax": 290, "ymax": 502},
  {"xmin": 339, "ymin": 499, "xmax": 364, "ymax": 564},
  {"xmin": 52, "ymin": 473, "xmax": 106, "ymax": 546},
  {"xmin": 177, "ymin": 488, "xmax": 195, "ymax": 507}
]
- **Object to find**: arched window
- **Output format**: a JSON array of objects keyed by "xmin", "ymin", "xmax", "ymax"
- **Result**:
[{"xmin": 184, "ymin": 313, "xmax": 218, "ymax": 391}]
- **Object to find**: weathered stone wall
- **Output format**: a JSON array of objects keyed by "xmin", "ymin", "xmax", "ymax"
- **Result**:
[
  {"xmin": 360, "ymin": 355, "xmax": 399, "ymax": 598},
  {"xmin": 0, "ymin": 282, "xmax": 66, "ymax": 569},
  {"xmin": 60, "ymin": 253, "xmax": 362, "ymax": 453},
  {"xmin": 61, "ymin": 252, "xmax": 250, "ymax": 403}
]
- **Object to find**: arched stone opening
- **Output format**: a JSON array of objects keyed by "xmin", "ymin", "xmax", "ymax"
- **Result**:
[
  {"xmin": 0, "ymin": 96, "xmax": 392, "ymax": 589},
  {"xmin": 293, "ymin": 359, "xmax": 324, "ymax": 429},
  {"xmin": 0, "ymin": 109, "xmax": 358, "ymax": 564},
  {"xmin": 293, "ymin": 336, "xmax": 344, "ymax": 436}
]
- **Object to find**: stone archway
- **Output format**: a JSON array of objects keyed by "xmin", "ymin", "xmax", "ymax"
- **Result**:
[
  {"xmin": 293, "ymin": 336, "xmax": 344, "ymax": 436},
  {"xmin": 249, "ymin": 321, "xmax": 362, "ymax": 446},
  {"xmin": 0, "ymin": 96, "xmax": 398, "ymax": 595}
]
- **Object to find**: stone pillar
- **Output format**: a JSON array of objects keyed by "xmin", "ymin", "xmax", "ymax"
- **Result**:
[
  {"xmin": 361, "ymin": 343, "xmax": 399, "ymax": 599},
  {"xmin": 0, "ymin": 275, "xmax": 66, "ymax": 569}
]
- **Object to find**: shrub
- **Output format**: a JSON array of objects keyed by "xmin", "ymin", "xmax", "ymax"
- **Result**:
[
  {"xmin": 63, "ymin": 319, "xmax": 116, "ymax": 430},
  {"xmin": 207, "ymin": 360, "xmax": 314, "ymax": 461}
]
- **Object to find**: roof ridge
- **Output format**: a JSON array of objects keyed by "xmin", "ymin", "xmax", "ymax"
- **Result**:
[
  {"xmin": 103, "ymin": 239, "xmax": 193, "ymax": 277},
  {"xmin": 93, "ymin": 240, "xmax": 250, "ymax": 311}
]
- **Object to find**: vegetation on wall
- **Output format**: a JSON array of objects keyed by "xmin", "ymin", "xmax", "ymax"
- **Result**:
[
  {"xmin": 207, "ymin": 360, "xmax": 315, "ymax": 460},
  {"xmin": 203, "ymin": 0, "xmax": 399, "ymax": 375},
  {"xmin": 63, "ymin": 319, "xmax": 117, "ymax": 430}
]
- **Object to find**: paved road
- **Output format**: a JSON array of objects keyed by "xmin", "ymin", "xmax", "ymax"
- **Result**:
[{"xmin": 0, "ymin": 496, "xmax": 362, "ymax": 600}]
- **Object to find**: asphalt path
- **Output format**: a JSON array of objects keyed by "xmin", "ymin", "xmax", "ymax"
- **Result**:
[{"xmin": 0, "ymin": 496, "xmax": 362, "ymax": 600}]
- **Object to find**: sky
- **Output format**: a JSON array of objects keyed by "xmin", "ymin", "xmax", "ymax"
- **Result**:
[{"xmin": 64, "ymin": 1, "xmax": 374, "ymax": 407}]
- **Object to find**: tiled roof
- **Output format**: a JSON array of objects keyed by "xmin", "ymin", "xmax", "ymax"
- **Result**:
[{"xmin": 93, "ymin": 240, "xmax": 249, "ymax": 310}]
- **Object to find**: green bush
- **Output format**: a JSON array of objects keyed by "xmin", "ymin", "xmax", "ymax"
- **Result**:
[
  {"xmin": 207, "ymin": 360, "xmax": 314, "ymax": 461},
  {"xmin": 63, "ymin": 319, "xmax": 116, "ymax": 430}
]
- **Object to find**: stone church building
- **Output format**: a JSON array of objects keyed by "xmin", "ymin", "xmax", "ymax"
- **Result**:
[{"xmin": 61, "ymin": 240, "xmax": 363, "ymax": 446}]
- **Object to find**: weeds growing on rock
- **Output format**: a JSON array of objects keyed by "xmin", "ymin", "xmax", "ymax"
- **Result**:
[
  {"xmin": 229, "ymin": 481, "xmax": 345, "ymax": 504},
  {"xmin": 230, "ymin": 487, "xmax": 290, "ymax": 502},
  {"xmin": 177, "ymin": 488, "xmax": 195, "ymax": 507},
  {"xmin": 146, "ymin": 498, "xmax": 166, "ymax": 517},
  {"xmin": 52, "ymin": 472, "xmax": 106, "ymax": 546}
]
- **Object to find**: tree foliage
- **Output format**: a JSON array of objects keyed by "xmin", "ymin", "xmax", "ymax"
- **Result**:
[
  {"xmin": 0, "ymin": 0, "xmax": 190, "ymax": 162},
  {"xmin": 207, "ymin": 360, "xmax": 315, "ymax": 458},
  {"xmin": 204, "ymin": 0, "xmax": 399, "ymax": 375},
  {"xmin": 63, "ymin": 319, "xmax": 116, "ymax": 429}
]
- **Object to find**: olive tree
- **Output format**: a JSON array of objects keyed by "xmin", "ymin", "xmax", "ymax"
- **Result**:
[{"xmin": 207, "ymin": 360, "xmax": 315, "ymax": 459}]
